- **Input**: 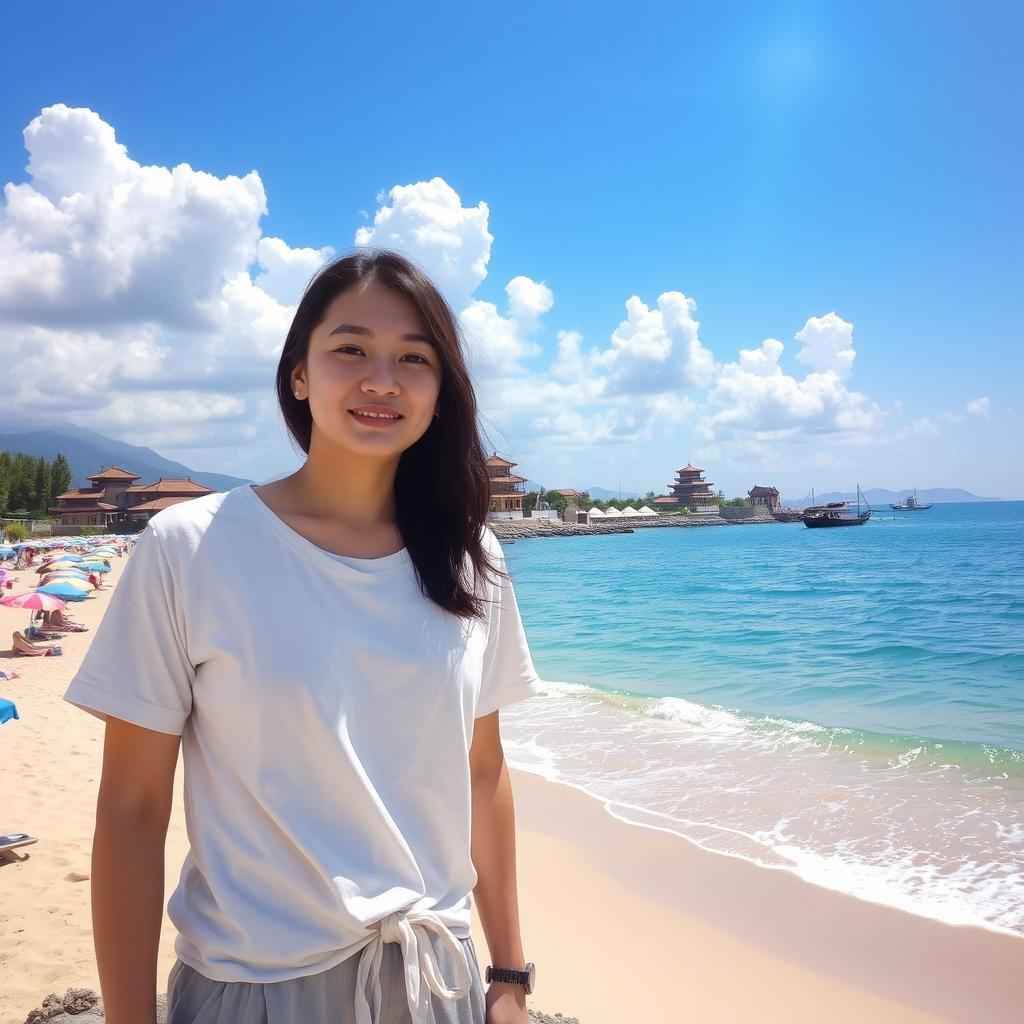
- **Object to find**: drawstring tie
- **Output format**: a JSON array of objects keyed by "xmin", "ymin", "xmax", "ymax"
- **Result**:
[{"xmin": 354, "ymin": 908, "xmax": 473, "ymax": 1024}]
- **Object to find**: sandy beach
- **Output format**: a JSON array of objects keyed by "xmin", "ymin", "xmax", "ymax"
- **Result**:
[{"xmin": 1, "ymin": 551, "xmax": 1021, "ymax": 1024}]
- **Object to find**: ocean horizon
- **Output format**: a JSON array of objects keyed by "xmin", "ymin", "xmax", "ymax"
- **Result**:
[{"xmin": 497, "ymin": 501, "xmax": 1024, "ymax": 939}]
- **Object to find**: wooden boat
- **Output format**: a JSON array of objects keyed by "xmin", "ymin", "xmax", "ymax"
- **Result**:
[
  {"xmin": 890, "ymin": 487, "xmax": 933, "ymax": 511},
  {"xmin": 803, "ymin": 485, "xmax": 872, "ymax": 528}
]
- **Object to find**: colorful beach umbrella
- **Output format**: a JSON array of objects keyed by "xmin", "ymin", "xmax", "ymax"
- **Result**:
[
  {"xmin": 44, "ymin": 577, "xmax": 92, "ymax": 592},
  {"xmin": 1, "ymin": 591, "xmax": 67, "ymax": 611},
  {"xmin": 33, "ymin": 583, "xmax": 89, "ymax": 601},
  {"xmin": 1, "ymin": 589, "xmax": 68, "ymax": 629}
]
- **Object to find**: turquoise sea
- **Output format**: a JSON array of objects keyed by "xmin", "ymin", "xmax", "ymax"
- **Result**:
[{"xmin": 496, "ymin": 502, "xmax": 1024, "ymax": 938}]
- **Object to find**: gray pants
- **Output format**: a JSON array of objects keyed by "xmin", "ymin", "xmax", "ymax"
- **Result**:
[{"xmin": 166, "ymin": 935, "xmax": 486, "ymax": 1024}]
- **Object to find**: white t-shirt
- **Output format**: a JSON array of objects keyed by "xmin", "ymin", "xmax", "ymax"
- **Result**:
[{"xmin": 63, "ymin": 483, "xmax": 544, "ymax": 1015}]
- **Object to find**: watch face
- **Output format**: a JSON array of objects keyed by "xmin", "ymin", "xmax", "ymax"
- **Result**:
[{"xmin": 527, "ymin": 962, "xmax": 536, "ymax": 991}]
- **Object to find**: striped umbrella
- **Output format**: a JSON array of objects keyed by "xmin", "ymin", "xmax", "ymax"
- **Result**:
[
  {"xmin": 1, "ymin": 589, "xmax": 67, "ymax": 629},
  {"xmin": 44, "ymin": 577, "xmax": 93, "ymax": 592},
  {"xmin": 33, "ymin": 583, "xmax": 89, "ymax": 602}
]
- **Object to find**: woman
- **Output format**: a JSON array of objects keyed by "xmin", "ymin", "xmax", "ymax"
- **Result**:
[{"xmin": 64, "ymin": 249, "xmax": 543, "ymax": 1024}]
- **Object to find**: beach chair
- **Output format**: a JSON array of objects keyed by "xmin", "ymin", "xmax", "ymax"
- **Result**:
[
  {"xmin": 0, "ymin": 833, "xmax": 35, "ymax": 851},
  {"xmin": 0, "ymin": 832, "xmax": 37, "ymax": 864},
  {"xmin": 12, "ymin": 631, "xmax": 63, "ymax": 657}
]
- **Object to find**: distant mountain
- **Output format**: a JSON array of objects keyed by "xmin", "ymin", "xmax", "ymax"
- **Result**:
[
  {"xmin": 783, "ymin": 487, "xmax": 1001, "ymax": 506},
  {"xmin": 0, "ymin": 423, "xmax": 253, "ymax": 492},
  {"xmin": 584, "ymin": 486, "xmax": 642, "ymax": 500}
]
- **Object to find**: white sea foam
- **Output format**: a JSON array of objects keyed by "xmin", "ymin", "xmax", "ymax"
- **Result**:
[{"xmin": 500, "ymin": 680, "xmax": 1024, "ymax": 938}]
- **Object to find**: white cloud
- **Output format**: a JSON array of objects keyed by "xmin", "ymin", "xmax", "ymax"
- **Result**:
[
  {"xmin": 700, "ymin": 316, "xmax": 882, "ymax": 441},
  {"xmin": 458, "ymin": 296, "xmax": 545, "ymax": 379},
  {"xmin": 254, "ymin": 236, "xmax": 333, "ymax": 306},
  {"xmin": 353, "ymin": 177, "xmax": 492, "ymax": 313},
  {"xmin": 505, "ymin": 275, "xmax": 554, "ymax": 329},
  {"xmin": 0, "ymin": 103, "xmax": 307, "ymax": 461},
  {"xmin": 966, "ymin": 396, "xmax": 990, "ymax": 419},
  {"xmin": 1, "ymin": 108, "xmax": 267, "ymax": 332},
  {"xmin": 551, "ymin": 329, "xmax": 588, "ymax": 381},
  {"xmin": 794, "ymin": 311, "xmax": 856, "ymax": 379},
  {"xmin": 24, "ymin": 104, "xmax": 137, "ymax": 200},
  {"xmin": 595, "ymin": 292, "xmax": 715, "ymax": 396}
]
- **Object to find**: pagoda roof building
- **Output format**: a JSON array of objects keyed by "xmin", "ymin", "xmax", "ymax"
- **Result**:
[
  {"xmin": 667, "ymin": 461, "xmax": 717, "ymax": 509},
  {"xmin": 486, "ymin": 451, "xmax": 527, "ymax": 514}
]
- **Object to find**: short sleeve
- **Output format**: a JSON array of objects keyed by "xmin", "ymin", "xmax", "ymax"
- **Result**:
[
  {"xmin": 475, "ymin": 536, "xmax": 545, "ymax": 719},
  {"xmin": 63, "ymin": 524, "xmax": 195, "ymax": 736}
]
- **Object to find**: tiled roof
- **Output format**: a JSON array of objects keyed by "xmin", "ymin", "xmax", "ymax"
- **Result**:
[
  {"xmin": 49, "ymin": 502, "xmax": 121, "ymax": 513},
  {"xmin": 127, "ymin": 478, "xmax": 215, "ymax": 495},
  {"xmin": 126, "ymin": 496, "xmax": 199, "ymax": 512},
  {"xmin": 55, "ymin": 489, "xmax": 106, "ymax": 500},
  {"xmin": 86, "ymin": 466, "xmax": 141, "ymax": 481}
]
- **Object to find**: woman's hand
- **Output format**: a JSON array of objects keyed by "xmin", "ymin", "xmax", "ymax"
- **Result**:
[{"xmin": 485, "ymin": 981, "xmax": 529, "ymax": 1023}]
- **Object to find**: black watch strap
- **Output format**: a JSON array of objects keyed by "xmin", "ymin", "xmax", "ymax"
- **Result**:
[{"xmin": 485, "ymin": 962, "xmax": 535, "ymax": 993}]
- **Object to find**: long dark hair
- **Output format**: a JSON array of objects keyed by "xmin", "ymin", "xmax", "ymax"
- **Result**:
[{"xmin": 274, "ymin": 248, "xmax": 505, "ymax": 619}]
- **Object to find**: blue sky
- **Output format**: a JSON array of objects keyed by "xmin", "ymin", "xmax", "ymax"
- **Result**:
[{"xmin": 1, "ymin": 1, "xmax": 1020, "ymax": 498}]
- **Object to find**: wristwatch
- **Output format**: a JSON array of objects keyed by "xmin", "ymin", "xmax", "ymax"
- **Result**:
[{"xmin": 485, "ymin": 962, "xmax": 535, "ymax": 994}]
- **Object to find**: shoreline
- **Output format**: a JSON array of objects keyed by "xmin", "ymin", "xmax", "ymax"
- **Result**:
[
  {"xmin": 494, "ymin": 767, "xmax": 1023, "ymax": 1023},
  {"xmin": 489, "ymin": 513, "xmax": 785, "ymax": 541}
]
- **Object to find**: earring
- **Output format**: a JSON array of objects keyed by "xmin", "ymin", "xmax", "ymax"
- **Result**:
[{"xmin": 433, "ymin": 410, "xmax": 440, "ymax": 419}]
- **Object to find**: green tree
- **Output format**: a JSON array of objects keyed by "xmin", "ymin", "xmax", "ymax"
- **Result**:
[
  {"xmin": 0, "ymin": 450, "xmax": 10, "ymax": 513},
  {"xmin": 544, "ymin": 490, "xmax": 569, "ymax": 516},
  {"xmin": 8, "ymin": 454, "xmax": 35, "ymax": 512},
  {"xmin": 50, "ymin": 452, "xmax": 72, "ymax": 505},
  {"xmin": 33, "ymin": 456, "xmax": 51, "ymax": 515}
]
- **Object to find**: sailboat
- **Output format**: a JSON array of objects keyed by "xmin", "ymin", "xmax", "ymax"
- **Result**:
[
  {"xmin": 802, "ymin": 485, "xmax": 872, "ymax": 528},
  {"xmin": 890, "ymin": 487, "xmax": 933, "ymax": 511}
]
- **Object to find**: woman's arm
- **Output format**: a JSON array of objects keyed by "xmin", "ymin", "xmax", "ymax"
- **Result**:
[
  {"xmin": 470, "ymin": 712, "xmax": 529, "ymax": 1014},
  {"xmin": 91, "ymin": 718, "xmax": 181, "ymax": 1024}
]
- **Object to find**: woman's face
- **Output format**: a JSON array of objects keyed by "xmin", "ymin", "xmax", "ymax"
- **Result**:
[{"xmin": 295, "ymin": 280, "xmax": 443, "ymax": 458}]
